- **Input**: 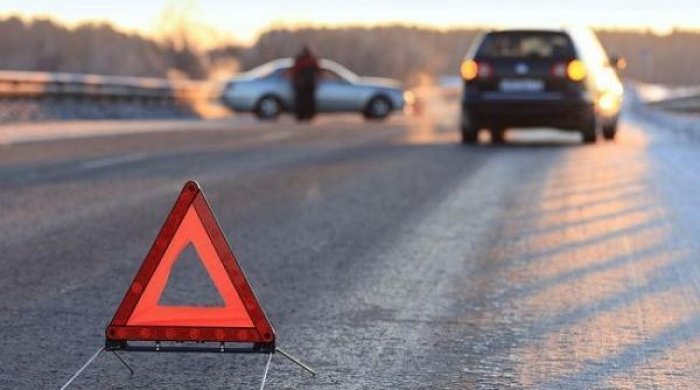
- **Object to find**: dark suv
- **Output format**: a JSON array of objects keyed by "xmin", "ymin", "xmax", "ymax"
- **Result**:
[{"xmin": 460, "ymin": 28, "xmax": 623, "ymax": 144}]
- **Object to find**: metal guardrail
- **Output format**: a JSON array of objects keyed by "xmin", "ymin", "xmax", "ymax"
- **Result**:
[
  {"xmin": 649, "ymin": 94, "xmax": 700, "ymax": 113},
  {"xmin": 637, "ymin": 83, "xmax": 700, "ymax": 114},
  {"xmin": 0, "ymin": 70, "xmax": 213, "ymax": 102}
]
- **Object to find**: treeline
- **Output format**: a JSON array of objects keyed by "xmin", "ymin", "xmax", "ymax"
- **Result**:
[
  {"xmin": 242, "ymin": 26, "xmax": 700, "ymax": 86},
  {"xmin": 0, "ymin": 16, "xmax": 208, "ymax": 79},
  {"xmin": 597, "ymin": 30, "xmax": 700, "ymax": 85},
  {"xmin": 1, "ymin": 16, "xmax": 700, "ymax": 86},
  {"xmin": 239, "ymin": 26, "xmax": 481, "ymax": 85}
]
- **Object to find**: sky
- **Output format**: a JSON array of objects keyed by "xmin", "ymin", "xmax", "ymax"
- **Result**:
[{"xmin": 2, "ymin": 0, "xmax": 699, "ymax": 45}]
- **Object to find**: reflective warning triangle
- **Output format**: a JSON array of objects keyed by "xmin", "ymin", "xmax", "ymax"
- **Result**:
[{"xmin": 106, "ymin": 181, "xmax": 275, "ymax": 346}]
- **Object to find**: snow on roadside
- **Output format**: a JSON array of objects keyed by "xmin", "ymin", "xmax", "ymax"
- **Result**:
[{"xmin": 627, "ymin": 82, "xmax": 700, "ymax": 140}]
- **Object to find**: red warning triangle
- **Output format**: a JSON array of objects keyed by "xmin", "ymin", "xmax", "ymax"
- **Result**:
[{"xmin": 106, "ymin": 181, "xmax": 275, "ymax": 346}]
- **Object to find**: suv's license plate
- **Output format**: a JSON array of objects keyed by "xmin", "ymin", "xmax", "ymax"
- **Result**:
[{"xmin": 499, "ymin": 79, "xmax": 544, "ymax": 92}]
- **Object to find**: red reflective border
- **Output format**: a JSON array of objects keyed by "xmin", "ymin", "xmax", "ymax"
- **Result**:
[
  {"xmin": 105, "ymin": 180, "xmax": 275, "ymax": 345},
  {"xmin": 106, "ymin": 326, "xmax": 274, "ymax": 343}
]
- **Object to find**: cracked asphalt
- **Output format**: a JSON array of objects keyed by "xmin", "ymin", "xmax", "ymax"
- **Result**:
[{"xmin": 1, "ymin": 95, "xmax": 700, "ymax": 389}]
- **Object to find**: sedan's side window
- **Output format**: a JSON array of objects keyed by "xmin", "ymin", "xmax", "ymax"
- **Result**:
[
  {"xmin": 273, "ymin": 68, "xmax": 291, "ymax": 79},
  {"xmin": 320, "ymin": 69, "xmax": 345, "ymax": 83}
]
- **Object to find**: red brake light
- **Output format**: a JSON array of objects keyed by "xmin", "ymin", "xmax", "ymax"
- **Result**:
[
  {"xmin": 477, "ymin": 62, "xmax": 493, "ymax": 78},
  {"xmin": 551, "ymin": 62, "xmax": 567, "ymax": 78}
]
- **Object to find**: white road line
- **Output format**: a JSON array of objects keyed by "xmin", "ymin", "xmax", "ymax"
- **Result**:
[
  {"xmin": 82, "ymin": 153, "xmax": 147, "ymax": 169},
  {"xmin": 0, "ymin": 118, "xmax": 251, "ymax": 146}
]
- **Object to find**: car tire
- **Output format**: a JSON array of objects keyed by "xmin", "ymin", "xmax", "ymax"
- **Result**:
[
  {"xmin": 461, "ymin": 124, "xmax": 478, "ymax": 145},
  {"xmin": 581, "ymin": 116, "xmax": 598, "ymax": 144},
  {"xmin": 491, "ymin": 128, "xmax": 506, "ymax": 144},
  {"xmin": 364, "ymin": 96, "xmax": 392, "ymax": 120},
  {"xmin": 602, "ymin": 122, "xmax": 617, "ymax": 141},
  {"xmin": 255, "ymin": 96, "xmax": 282, "ymax": 120}
]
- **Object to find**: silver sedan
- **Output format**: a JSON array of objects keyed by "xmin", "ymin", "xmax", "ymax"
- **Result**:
[{"xmin": 221, "ymin": 58, "xmax": 407, "ymax": 120}]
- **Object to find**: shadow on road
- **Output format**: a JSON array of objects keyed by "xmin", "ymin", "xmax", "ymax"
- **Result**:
[{"xmin": 438, "ymin": 125, "xmax": 700, "ymax": 387}]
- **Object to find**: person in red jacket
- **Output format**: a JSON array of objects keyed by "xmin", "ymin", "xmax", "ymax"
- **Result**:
[{"xmin": 290, "ymin": 45, "xmax": 321, "ymax": 120}]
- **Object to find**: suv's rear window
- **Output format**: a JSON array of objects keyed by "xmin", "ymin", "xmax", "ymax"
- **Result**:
[{"xmin": 476, "ymin": 32, "xmax": 575, "ymax": 59}]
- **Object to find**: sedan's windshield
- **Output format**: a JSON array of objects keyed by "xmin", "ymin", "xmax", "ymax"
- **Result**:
[{"xmin": 242, "ymin": 60, "xmax": 290, "ymax": 79}]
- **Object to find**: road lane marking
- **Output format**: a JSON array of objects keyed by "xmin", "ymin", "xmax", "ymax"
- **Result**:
[
  {"xmin": 0, "ymin": 118, "xmax": 255, "ymax": 146},
  {"xmin": 82, "ymin": 153, "xmax": 147, "ymax": 169}
]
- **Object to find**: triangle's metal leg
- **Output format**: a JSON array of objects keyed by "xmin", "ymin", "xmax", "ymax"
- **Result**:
[
  {"xmin": 275, "ymin": 347, "xmax": 316, "ymax": 377},
  {"xmin": 111, "ymin": 350, "xmax": 135, "ymax": 376},
  {"xmin": 59, "ymin": 347, "xmax": 105, "ymax": 390},
  {"xmin": 258, "ymin": 353, "xmax": 273, "ymax": 390}
]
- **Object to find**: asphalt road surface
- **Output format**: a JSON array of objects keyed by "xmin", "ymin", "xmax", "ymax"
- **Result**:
[{"xmin": 2, "ymin": 96, "xmax": 700, "ymax": 389}]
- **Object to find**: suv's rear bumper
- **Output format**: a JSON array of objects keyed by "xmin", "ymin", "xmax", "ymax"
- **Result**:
[{"xmin": 462, "ymin": 94, "xmax": 594, "ymax": 130}]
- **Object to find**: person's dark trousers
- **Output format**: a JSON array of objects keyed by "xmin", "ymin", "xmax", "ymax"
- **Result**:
[{"xmin": 295, "ymin": 86, "xmax": 316, "ymax": 120}]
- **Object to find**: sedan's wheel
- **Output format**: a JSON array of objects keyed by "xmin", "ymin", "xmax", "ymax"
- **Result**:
[
  {"xmin": 364, "ymin": 96, "xmax": 392, "ymax": 120},
  {"xmin": 255, "ymin": 96, "xmax": 282, "ymax": 120}
]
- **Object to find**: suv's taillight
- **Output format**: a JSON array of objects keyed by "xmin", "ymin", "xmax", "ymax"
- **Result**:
[
  {"xmin": 461, "ymin": 60, "xmax": 493, "ymax": 81},
  {"xmin": 566, "ymin": 60, "xmax": 587, "ymax": 81},
  {"xmin": 551, "ymin": 60, "xmax": 587, "ymax": 82},
  {"xmin": 551, "ymin": 62, "xmax": 567, "ymax": 78},
  {"xmin": 461, "ymin": 60, "xmax": 478, "ymax": 80}
]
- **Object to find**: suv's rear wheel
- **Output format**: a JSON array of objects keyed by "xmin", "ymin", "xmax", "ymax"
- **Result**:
[
  {"xmin": 602, "ymin": 121, "xmax": 617, "ymax": 141},
  {"xmin": 491, "ymin": 128, "xmax": 506, "ymax": 144},
  {"xmin": 461, "ymin": 124, "xmax": 478, "ymax": 145},
  {"xmin": 581, "ymin": 116, "xmax": 598, "ymax": 144}
]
